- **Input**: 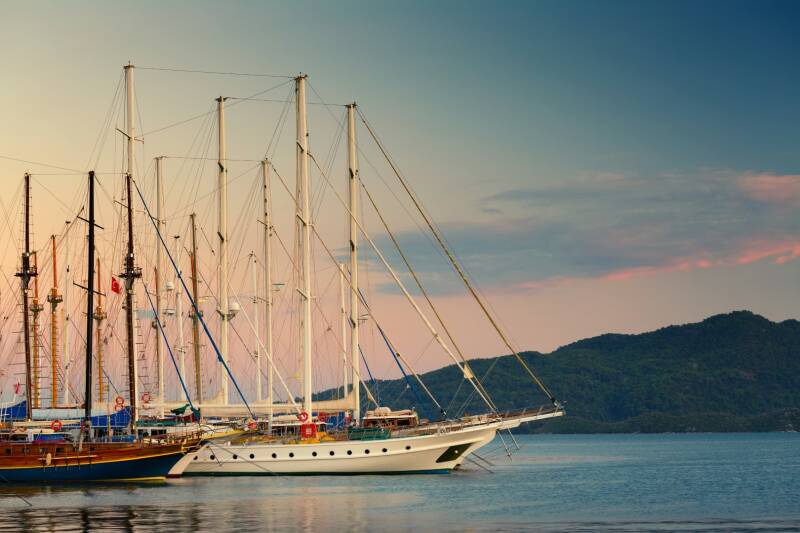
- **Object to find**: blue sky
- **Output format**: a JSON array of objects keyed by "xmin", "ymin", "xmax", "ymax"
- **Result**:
[{"xmin": 1, "ymin": 0, "xmax": 799, "ymax": 370}]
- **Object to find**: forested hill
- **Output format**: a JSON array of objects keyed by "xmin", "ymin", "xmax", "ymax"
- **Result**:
[{"xmin": 318, "ymin": 311, "xmax": 800, "ymax": 433}]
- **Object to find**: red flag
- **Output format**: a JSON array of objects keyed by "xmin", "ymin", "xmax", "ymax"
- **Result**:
[
  {"xmin": 13, "ymin": 382, "xmax": 22, "ymax": 395},
  {"xmin": 111, "ymin": 276, "xmax": 121, "ymax": 294}
]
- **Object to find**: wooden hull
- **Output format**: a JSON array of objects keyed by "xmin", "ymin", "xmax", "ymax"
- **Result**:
[{"xmin": 0, "ymin": 441, "xmax": 191, "ymax": 482}]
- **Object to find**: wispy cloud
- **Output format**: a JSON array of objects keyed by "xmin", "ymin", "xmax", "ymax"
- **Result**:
[{"xmin": 372, "ymin": 170, "xmax": 800, "ymax": 294}]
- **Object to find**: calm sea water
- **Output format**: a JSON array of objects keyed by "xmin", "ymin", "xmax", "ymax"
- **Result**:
[{"xmin": 0, "ymin": 433, "xmax": 798, "ymax": 532}]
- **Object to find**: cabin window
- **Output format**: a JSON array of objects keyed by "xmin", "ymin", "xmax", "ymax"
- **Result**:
[
  {"xmin": 312, "ymin": 451, "xmax": 317, "ymax": 457},
  {"xmin": 364, "ymin": 449, "xmax": 370, "ymax": 454},
  {"xmin": 193, "ymin": 456, "xmax": 198, "ymax": 460},
  {"xmin": 210, "ymin": 454, "xmax": 216, "ymax": 460},
  {"xmin": 232, "ymin": 455, "xmax": 238, "ymax": 460},
  {"xmin": 271, "ymin": 453, "xmax": 277, "ymax": 459},
  {"xmin": 289, "ymin": 452, "xmax": 294, "ymax": 458},
  {"xmin": 329, "ymin": 451, "xmax": 335, "ymax": 456},
  {"xmin": 249, "ymin": 454, "xmax": 255, "ymax": 459},
  {"xmin": 405, "ymin": 445, "xmax": 411, "ymax": 450},
  {"xmin": 382, "ymin": 448, "xmax": 388, "ymax": 453},
  {"xmin": 347, "ymin": 450, "xmax": 352, "ymax": 455}
]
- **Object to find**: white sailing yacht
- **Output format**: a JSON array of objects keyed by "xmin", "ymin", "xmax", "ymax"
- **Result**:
[{"xmin": 171, "ymin": 74, "xmax": 564, "ymax": 476}]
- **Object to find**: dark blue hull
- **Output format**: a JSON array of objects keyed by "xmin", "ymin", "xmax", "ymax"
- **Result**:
[{"xmin": 0, "ymin": 450, "xmax": 185, "ymax": 483}]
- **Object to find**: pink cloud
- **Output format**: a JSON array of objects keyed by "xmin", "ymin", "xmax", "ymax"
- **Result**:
[
  {"xmin": 739, "ymin": 173, "xmax": 800, "ymax": 207},
  {"xmin": 514, "ymin": 239, "xmax": 800, "ymax": 292}
]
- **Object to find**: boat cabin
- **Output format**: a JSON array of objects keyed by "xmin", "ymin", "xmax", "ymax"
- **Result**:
[{"xmin": 362, "ymin": 408, "xmax": 419, "ymax": 429}]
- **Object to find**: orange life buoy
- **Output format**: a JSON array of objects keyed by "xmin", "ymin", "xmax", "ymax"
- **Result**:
[
  {"xmin": 247, "ymin": 421, "xmax": 258, "ymax": 430},
  {"xmin": 297, "ymin": 411, "xmax": 309, "ymax": 422},
  {"xmin": 115, "ymin": 395, "xmax": 125, "ymax": 406},
  {"xmin": 50, "ymin": 420, "xmax": 63, "ymax": 432},
  {"xmin": 141, "ymin": 392, "xmax": 152, "ymax": 404},
  {"xmin": 317, "ymin": 412, "xmax": 328, "ymax": 422},
  {"xmin": 114, "ymin": 403, "xmax": 124, "ymax": 412}
]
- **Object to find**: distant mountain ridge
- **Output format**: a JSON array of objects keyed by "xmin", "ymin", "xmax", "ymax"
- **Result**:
[{"xmin": 318, "ymin": 311, "xmax": 800, "ymax": 433}]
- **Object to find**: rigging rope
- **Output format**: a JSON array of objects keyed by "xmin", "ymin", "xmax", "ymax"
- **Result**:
[{"xmin": 357, "ymin": 107, "xmax": 559, "ymax": 406}]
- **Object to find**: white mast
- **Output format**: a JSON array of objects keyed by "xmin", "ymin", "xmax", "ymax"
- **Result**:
[
  {"xmin": 339, "ymin": 263, "xmax": 348, "ymax": 399},
  {"xmin": 174, "ymin": 235, "xmax": 186, "ymax": 397},
  {"xmin": 62, "ymin": 221, "xmax": 71, "ymax": 405},
  {"xmin": 217, "ymin": 96, "xmax": 230, "ymax": 405},
  {"xmin": 295, "ymin": 75, "xmax": 313, "ymax": 416},
  {"xmin": 155, "ymin": 156, "xmax": 165, "ymax": 415},
  {"xmin": 124, "ymin": 63, "xmax": 140, "ymax": 418},
  {"xmin": 250, "ymin": 250, "xmax": 261, "ymax": 402},
  {"xmin": 261, "ymin": 159, "xmax": 274, "ymax": 428},
  {"xmin": 346, "ymin": 102, "xmax": 361, "ymax": 421}
]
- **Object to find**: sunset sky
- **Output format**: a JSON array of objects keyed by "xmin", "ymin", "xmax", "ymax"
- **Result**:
[{"xmin": 0, "ymin": 1, "xmax": 799, "ymax": 398}]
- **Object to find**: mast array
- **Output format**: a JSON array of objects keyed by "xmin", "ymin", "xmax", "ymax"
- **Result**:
[
  {"xmin": 155, "ymin": 156, "xmax": 166, "ymax": 415},
  {"xmin": 31, "ymin": 252, "xmax": 43, "ymax": 409},
  {"xmin": 83, "ymin": 171, "xmax": 96, "ymax": 433},
  {"xmin": 189, "ymin": 213, "xmax": 203, "ymax": 404},
  {"xmin": 295, "ymin": 75, "xmax": 313, "ymax": 416},
  {"xmin": 250, "ymin": 251, "xmax": 261, "ymax": 402},
  {"xmin": 94, "ymin": 258, "xmax": 107, "ymax": 403},
  {"xmin": 346, "ymin": 103, "xmax": 361, "ymax": 422},
  {"xmin": 261, "ymin": 160, "xmax": 274, "ymax": 427},
  {"xmin": 47, "ymin": 235, "xmax": 62, "ymax": 408},
  {"xmin": 16, "ymin": 173, "xmax": 36, "ymax": 420},
  {"xmin": 217, "ymin": 96, "xmax": 230, "ymax": 406}
]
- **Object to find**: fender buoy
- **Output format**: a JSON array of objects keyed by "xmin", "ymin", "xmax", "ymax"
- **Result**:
[
  {"xmin": 141, "ymin": 392, "xmax": 152, "ymax": 404},
  {"xmin": 50, "ymin": 420, "xmax": 63, "ymax": 432},
  {"xmin": 317, "ymin": 412, "xmax": 328, "ymax": 422},
  {"xmin": 297, "ymin": 411, "xmax": 309, "ymax": 422},
  {"xmin": 115, "ymin": 395, "xmax": 125, "ymax": 406}
]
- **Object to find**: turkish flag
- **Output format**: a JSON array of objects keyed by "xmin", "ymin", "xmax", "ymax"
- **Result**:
[
  {"xmin": 13, "ymin": 382, "xmax": 22, "ymax": 395},
  {"xmin": 111, "ymin": 276, "xmax": 122, "ymax": 294}
]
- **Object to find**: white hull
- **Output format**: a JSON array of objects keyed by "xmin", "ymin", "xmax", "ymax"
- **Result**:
[{"xmin": 177, "ymin": 422, "xmax": 500, "ymax": 476}]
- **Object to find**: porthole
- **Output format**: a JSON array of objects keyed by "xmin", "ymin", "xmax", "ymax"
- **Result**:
[
  {"xmin": 289, "ymin": 452, "xmax": 294, "ymax": 458},
  {"xmin": 405, "ymin": 445, "xmax": 411, "ymax": 450},
  {"xmin": 210, "ymin": 454, "xmax": 216, "ymax": 460},
  {"xmin": 193, "ymin": 456, "xmax": 198, "ymax": 461},
  {"xmin": 232, "ymin": 455, "xmax": 238, "ymax": 460},
  {"xmin": 271, "ymin": 453, "xmax": 277, "ymax": 459},
  {"xmin": 249, "ymin": 454, "xmax": 255, "ymax": 459},
  {"xmin": 329, "ymin": 451, "xmax": 335, "ymax": 456},
  {"xmin": 364, "ymin": 449, "xmax": 370, "ymax": 454},
  {"xmin": 312, "ymin": 451, "xmax": 317, "ymax": 457},
  {"xmin": 347, "ymin": 450, "xmax": 352, "ymax": 455},
  {"xmin": 382, "ymin": 448, "xmax": 388, "ymax": 453}
]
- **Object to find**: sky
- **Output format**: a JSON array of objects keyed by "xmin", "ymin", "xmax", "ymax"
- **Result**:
[{"xmin": 0, "ymin": 1, "xmax": 799, "ymax": 399}]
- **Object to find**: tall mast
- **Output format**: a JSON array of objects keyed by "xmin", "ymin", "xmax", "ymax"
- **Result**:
[
  {"xmin": 16, "ymin": 173, "xmax": 36, "ymax": 420},
  {"xmin": 84, "ymin": 171, "xmax": 96, "ymax": 430},
  {"xmin": 94, "ymin": 258, "xmax": 107, "ymax": 403},
  {"xmin": 155, "ymin": 156, "xmax": 165, "ymax": 415},
  {"xmin": 174, "ymin": 235, "xmax": 186, "ymax": 396},
  {"xmin": 123, "ymin": 63, "xmax": 140, "ymax": 427},
  {"xmin": 122, "ymin": 173, "xmax": 141, "ymax": 427},
  {"xmin": 339, "ymin": 263, "xmax": 348, "ymax": 399},
  {"xmin": 62, "ymin": 221, "xmax": 71, "ymax": 405},
  {"xmin": 295, "ymin": 75, "xmax": 313, "ymax": 416},
  {"xmin": 31, "ymin": 252, "xmax": 43, "ymax": 409},
  {"xmin": 261, "ymin": 160, "xmax": 274, "ymax": 427},
  {"xmin": 189, "ymin": 213, "xmax": 203, "ymax": 404},
  {"xmin": 216, "ymin": 96, "xmax": 230, "ymax": 405},
  {"xmin": 250, "ymin": 251, "xmax": 261, "ymax": 402},
  {"xmin": 346, "ymin": 103, "xmax": 361, "ymax": 422},
  {"xmin": 47, "ymin": 234, "xmax": 62, "ymax": 408}
]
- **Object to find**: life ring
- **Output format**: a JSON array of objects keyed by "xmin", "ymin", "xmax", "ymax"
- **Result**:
[
  {"xmin": 115, "ymin": 395, "xmax": 125, "ymax": 406},
  {"xmin": 247, "ymin": 421, "xmax": 258, "ymax": 430},
  {"xmin": 317, "ymin": 412, "xmax": 328, "ymax": 422},
  {"xmin": 114, "ymin": 403, "xmax": 124, "ymax": 413},
  {"xmin": 297, "ymin": 411, "xmax": 309, "ymax": 422},
  {"xmin": 50, "ymin": 420, "xmax": 63, "ymax": 432},
  {"xmin": 141, "ymin": 392, "xmax": 152, "ymax": 404}
]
